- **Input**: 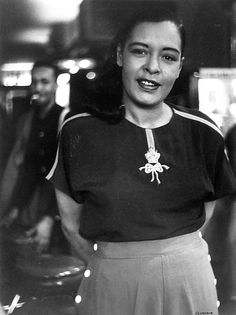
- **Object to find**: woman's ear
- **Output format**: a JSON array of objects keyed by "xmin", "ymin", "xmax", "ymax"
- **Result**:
[{"xmin": 116, "ymin": 45, "xmax": 123, "ymax": 67}]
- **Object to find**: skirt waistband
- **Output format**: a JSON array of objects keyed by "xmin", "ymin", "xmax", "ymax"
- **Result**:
[{"xmin": 95, "ymin": 231, "xmax": 203, "ymax": 258}]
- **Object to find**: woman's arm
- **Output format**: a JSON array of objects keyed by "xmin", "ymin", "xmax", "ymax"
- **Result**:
[
  {"xmin": 200, "ymin": 200, "xmax": 216, "ymax": 235},
  {"xmin": 55, "ymin": 188, "xmax": 94, "ymax": 265}
]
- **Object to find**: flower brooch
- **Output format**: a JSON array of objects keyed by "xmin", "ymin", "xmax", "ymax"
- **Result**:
[{"xmin": 139, "ymin": 147, "xmax": 169, "ymax": 183}]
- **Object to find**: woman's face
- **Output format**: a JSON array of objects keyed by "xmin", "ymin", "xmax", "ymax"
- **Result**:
[{"xmin": 117, "ymin": 21, "xmax": 183, "ymax": 109}]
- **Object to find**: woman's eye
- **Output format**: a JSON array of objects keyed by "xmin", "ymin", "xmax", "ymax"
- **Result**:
[
  {"xmin": 131, "ymin": 48, "xmax": 147, "ymax": 56},
  {"xmin": 163, "ymin": 55, "xmax": 177, "ymax": 62}
]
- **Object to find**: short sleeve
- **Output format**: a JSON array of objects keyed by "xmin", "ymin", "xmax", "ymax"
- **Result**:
[
  {"xmin": 206, "ymin": 135, "xmax": 236, "ymax": 200},
  {"xmin": 46, "ymin": 122, "xmax": 84, "ymax": 203}
]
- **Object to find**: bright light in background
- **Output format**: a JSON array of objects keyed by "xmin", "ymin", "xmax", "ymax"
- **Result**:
[
  {"xmin": 57, "ymin": 59, "xmax": 80, "ymax": 74},
  {"xmin": 58, "ymin": 58, "xmax": 96, "ymax": 74},
  {"xmin": 0, "ymin": 63, "xmax": 31, "ymax": 86},
  {"xmin": 30, "ymin": 0, "xmax": 83, "ymax": 23},
  {"xmin": 56, "ymin": 73, "xmax": 71, "ymax": 107},
  {"xmin": 56, "ymin": 84, "xmax": 70, "ymax": 107},
  {"xmin": 86, "ymin": 71, "xmax": 96, "ymax": 80},
  {"xmin": 17, "ymin": 73, "xmax": 32, "ymax": 86},
  {"xmin": 1, "ymin": 63, "xmax": 33, "ymax": 72},
  {"xmin": 59, "ymin": 60, "xmax": 76, "ymax": 70},
  {"xmin": 199, "ymin": 78, "xmax": 228, "ymax": 114},
  {"xmin": 69, "ymin": 66, "xmax": 80, "ymax": 74},
  {"xmin": 75, "ymin": 295, "xmax": 82, "ymax": 304},
  {"xmin": 57, "ymin": 73, "xmax": 71, "ymax": 86},
  {"xmin": 0, "ymin": 63, "xmax": 33, "ymax": 86},
  {"xmin": 231, "ymin": 79, "xmax": 236, "ymax": 97},
  {"xmin": 11, "ymin": 0, "xmax": 84, "ymax": 46},
  {"xmin": 2, "ymin": 72, "xmax": 31, "ymax": 87},
  {"xmin": 198, "ymin": 78, "xmax": 229, "ymax": 128},
  {"xmin": 2, "ymin": 76, "xmax": 18, "ymax": 87},
  {"xmin": 78, "ymin": 59, "xmax": 96, "ymax": 69},
  {"xmin": 230, "ymin": 102, "xmax": 236, "ymax": 118},
  {"xmin": 12, "ymin": 28, "xmax": 51, "ymax": 45}
]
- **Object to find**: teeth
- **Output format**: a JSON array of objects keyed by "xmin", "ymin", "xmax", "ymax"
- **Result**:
[{"xmin": 139, "ymin": 80, "xmax": 158, "ymax": 87}]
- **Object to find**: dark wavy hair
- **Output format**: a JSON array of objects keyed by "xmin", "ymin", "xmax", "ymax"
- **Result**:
[
  {"xmin": 83, "ymin": 8, "xmax": 185, "ymax": 124},
  {"xmin": 32, "ymin": 60, "xmax": 59, "ymax": 80}
]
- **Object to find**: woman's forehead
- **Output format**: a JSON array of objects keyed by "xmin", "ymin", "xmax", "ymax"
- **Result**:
[{"xmin": 125, "ymin": 21, "xmax": 181, "ymax": 49}]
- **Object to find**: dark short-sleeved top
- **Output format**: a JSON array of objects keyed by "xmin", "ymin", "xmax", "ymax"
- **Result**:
[{"xmin": 47, "ymin": 104, "xmax": 236, "ymax": 242}]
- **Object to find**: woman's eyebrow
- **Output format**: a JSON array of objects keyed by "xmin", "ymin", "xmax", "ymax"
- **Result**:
[
  {"xmin": 127, "ymin": 42, "xmax": 180, "ymax": 55},
  {"xmin": 127, "ymin": 42, "xmax": 148, "ymax": 48},
  {"xmin": 163, "ymin": 47, "xmax": 181, "ymax": 55}
]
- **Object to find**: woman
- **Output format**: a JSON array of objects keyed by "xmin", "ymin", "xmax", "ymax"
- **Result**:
[{"xmin": 47, "ymin": 9, "xmax": 236, "ymax": 315}]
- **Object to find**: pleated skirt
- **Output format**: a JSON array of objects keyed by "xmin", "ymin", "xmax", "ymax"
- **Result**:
[{"xmin": 76, "ymin": 231, "xmax": 219, "ymax": 315}]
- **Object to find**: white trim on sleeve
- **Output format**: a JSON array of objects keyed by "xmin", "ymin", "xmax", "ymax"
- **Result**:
[
  {"xmin": 173, "ymin": 109, "xmax": 223, "ymax": 137},
  {"xmin": 46, "ymin": 112, "xmax": 91, "ymax": 180}
]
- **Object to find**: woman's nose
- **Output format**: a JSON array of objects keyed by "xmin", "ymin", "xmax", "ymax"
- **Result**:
[{"xmin": 144, "ymin": 56, "xmax": 161, "ymax": 74}]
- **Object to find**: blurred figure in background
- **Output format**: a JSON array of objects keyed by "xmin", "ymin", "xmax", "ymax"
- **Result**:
[
  {"xmin": 0, "ymin": 98, "xmax": 15, "ymax": 180},
  {"xmin": 0, "ymin": 60, "xmax": 69, "ymax": 254},
  {"xmin": 205, "ymin": 124, "xmax": 236, "ymax": 304},
  {"xmin": 224, "ymin": 125, "xmax": 236, "ymax": 302}
]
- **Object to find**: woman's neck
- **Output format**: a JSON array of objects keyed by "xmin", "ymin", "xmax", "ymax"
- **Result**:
[{"xmin": 124, "ymin": 102, "xmax": 173, "ymax": 129}]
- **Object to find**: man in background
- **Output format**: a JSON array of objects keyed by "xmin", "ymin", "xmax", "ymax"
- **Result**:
[{"xmin": 0, "ymin": 60, "xmax": 68, "ymax": 253}]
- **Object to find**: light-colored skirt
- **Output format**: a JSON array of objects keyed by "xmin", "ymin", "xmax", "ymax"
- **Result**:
[{"xmin": 76, "ymin": 231, "xmax": 219, "ymax": 315}]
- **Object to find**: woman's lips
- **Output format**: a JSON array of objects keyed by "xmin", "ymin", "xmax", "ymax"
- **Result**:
[{"xmin": 137, "ymin": 79, "xmax": 161, "ymax": 90}]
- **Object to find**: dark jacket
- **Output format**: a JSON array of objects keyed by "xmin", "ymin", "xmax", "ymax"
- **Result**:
[{"xmin": 0, "ymin": 103, "xmax": 68, "ymax": 225}]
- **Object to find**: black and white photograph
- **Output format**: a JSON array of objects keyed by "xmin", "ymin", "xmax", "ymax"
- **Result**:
[{"xmin": 0, "ymin": 1, "xmax": 236, "ymax": 314}]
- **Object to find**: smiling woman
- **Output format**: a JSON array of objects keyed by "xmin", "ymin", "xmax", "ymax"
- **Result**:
[
  {"xmin": 79, "ymin": 9, "xmax": 185, "ymax": 125},
  {"xmin": 116, "ymin": 21, "xmax": 183, "ymax": 128},
  {"xmin": 46, "ymin": 7, "xmax": 236, "ymax": 315}
]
